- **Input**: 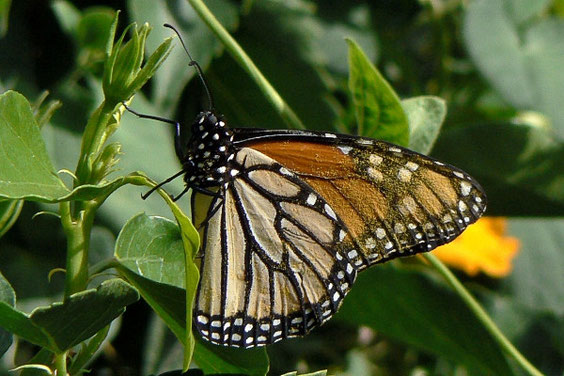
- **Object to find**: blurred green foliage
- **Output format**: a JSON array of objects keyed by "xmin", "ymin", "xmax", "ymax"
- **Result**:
[{"xmin": 0, "ymin": 0, "xmax": 563, "ymax": 375}]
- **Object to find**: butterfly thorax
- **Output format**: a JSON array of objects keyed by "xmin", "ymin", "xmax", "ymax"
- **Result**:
[{"xmin": 183, "ymin": 111, "xmax": 235, "ymax": 188}]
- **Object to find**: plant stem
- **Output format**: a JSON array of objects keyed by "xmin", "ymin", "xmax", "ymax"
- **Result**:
[
  {"xmin": 61, "ymin": 201, "xmax": 97, "ymax": 298},
  {"xmin": 54, "ymin": 351, "xmax": 67, "ymax": 376},
  {"xmin": 187, "ymin": 0, "xmax": 306, "ymax": 130},
  {"xmin": 423, "ymin": 253, "xmax": 544, "ymax": 376}
]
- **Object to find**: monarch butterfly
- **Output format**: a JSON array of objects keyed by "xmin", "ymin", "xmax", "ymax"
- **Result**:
[{"xmin": 128, "ymin": 24, "xmax": 486, "ymax": 349}]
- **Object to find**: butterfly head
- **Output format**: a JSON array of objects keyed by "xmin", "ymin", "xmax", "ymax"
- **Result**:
[{"xmin": 183, "ymin": 111, "xmax": 235, "ymax": 188}]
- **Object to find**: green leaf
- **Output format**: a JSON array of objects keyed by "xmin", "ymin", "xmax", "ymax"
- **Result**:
[
  {"xmin": 464, "ymin": 0, "xmax": 564, "ymax": 138},
  {"xmin": 432, "ymin": 122, "xmax": 564, "ymax": 216},
  {"xmin": 30, "ymin": 279, "xmax": 139, "ymax": 353},
  {"xmin": 0, "ymin": 199, "xmax": 23, "ymax": 238},
  {"xmin": 0, "ymin": 303, "xmax": 53, "ymax": 351},
  {"xmin": 402, "ymin": 96, "xmax": 446, "ymax": 155},
  {"xmin": 0, "ymin": 0, "xmax": 11, "ymax": 37},
  {"xmin": 336, "ymin": 265, "xmax": 513, "ymax": 376},
  {"xmin": 0, "ymin": 91, "xmax": 70, "ymax": 200},
  {"xmin": 504, "ymin": 0, "xmax": 552, "ymax": 24},
  {"xmin": 20, "ymin": 348, "xmax": 54, "ymax": 376},
  {"xmin": 504, "ymin": 218, "xmax": 564, "ymax": 315},
  {"xmin": 115, "ymin": 214, "xmax": 186, "ymax": 289},
  {"xmin": 193, "ymin": 340, "xmax": 269, "ymax": 376},
  {"xmin": 68, "ymin": 325, "xmax": 110, "ymax": 375},
  {"xmin": 114, "ymin": 211, "xmax": 200, "ymax": 368},
  {"xmin": 0, "ymin": 271, "xmax": 15, "ymax": 356},
  {"xmin": 115, "ymin": 263, "xmax": 186, "ymax": 344},
  {"xmin": 346, "ymin": 38, "xmax": 409, "ymax": 145},
  {"xmin": 76, "ymin": 8, "xmax": 115, "ymax": 52},
  {"xmin": 51, "ymin": 0, "xmax": 81, "ymax": 35}
]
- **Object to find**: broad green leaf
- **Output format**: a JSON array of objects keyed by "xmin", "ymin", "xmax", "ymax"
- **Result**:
[
  {"xmin": 68, "ymin": 325, "xmax": 111, "ymax": 375},
  {"xmin": 0, "ymin": 91, "xmax": 70, "ymax": 200},
  {"xmin": 114, "ymin": 211, "xmax": 199, "ymax": 368},
  {"xmin": 193, "ymin": 340, "xmax": 269, "ymax": 376},
  {"xmin": 76, "ymin": 8, "xmax": 115, "ymax": 52},
  {"xmin": 0, "ymin": 199, "xmax": 23, "ymax": 238},
  {"xmin": 402, "ymin": 96, "xmax": 446, "ymax": 155},
  {"xmin": 463, "ymin": 0, "xmax": 534, "ymax": 109},
  {"xmin": 464, "ymin": 0, "xmax": 564, "ymax": 138},
  {"xmin": 51, "ymin": 0, "xmax": 81, "ymax": 35},
  {"xmin": 115, "ymin": 214, "xmax": 186, "ymax": 289},
  {"xmin": 504, "ymin": 0, "xmax": 552, "ymax": 24},
  {"xmin": 30, "ymin": 279, "xmax": 139, "ymax": 353},
  {"xmin": 115, "ymin": 264, "xmax": 186, "ymax": 344},
  {"xmin": 504, "ymin": 218, "xmax": 564, "ymax": 315},
  {"xmin": 347, "ymin": 38, "xmax": 409, "ymax": 145},
  {"xmin": 19, "ymin": 348, "xmax": 54, "ymax": 376},
  {"xmin": 0, "ymin": 303, "xmax": 52, "ymax": 351},
  {"xmin": 432, "ymin": 122, "xmax": 564, "ymax": 216},
  {"xmin": 336, "ymin": 265, "xmax": 513, "ymax": 376},
  {"xmin": 0, "ymin": 271, "xmax": 15, "ymax": 356}
]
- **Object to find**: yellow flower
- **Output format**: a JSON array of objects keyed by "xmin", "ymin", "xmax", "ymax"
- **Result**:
[{"xmin": 433, "ymin": 217, "xmax": 520, "ymax": 277}]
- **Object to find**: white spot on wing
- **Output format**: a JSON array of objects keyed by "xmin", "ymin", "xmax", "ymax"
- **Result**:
[
  {"xmin": 338, "ymin": 145, "xmax": 353, "ymax": 154},
  {"xmin": 460, "ymin": 181, "xmax": 472, "ymax": 196},
  {"xmin": 398, "ymin": 168, "xmax": 412, "ymax": 182},
  {"xmin": 365, "ymin": 237, "xmax": 376, "ymax": 249},
  {"xmin": 369, "ymin": 154, "xmax": 383, "ymax": 165},
  {"xmin": 405, "ymin": 161, "xmax": 419, "ymax": 171},
  {"xmin": 376, "ymin": 228, "xmax": 386, "ymax": 239},
  {"xmin": 306, "ymin": 193, "xmax": 317, "ymax": 205},
  {"xmin": 324, "ymin": 204, "xmax": 337, "ymax": 220}
]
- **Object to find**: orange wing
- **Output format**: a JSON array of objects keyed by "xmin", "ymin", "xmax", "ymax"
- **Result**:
[{"xmin": 247, "ymin": 138, "xmax": 487, "ymax": 268}]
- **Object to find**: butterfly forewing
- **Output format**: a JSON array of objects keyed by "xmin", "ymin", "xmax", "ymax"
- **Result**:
[
  {"xmin": 192, "ymin": 147, "xmax": 359, "ymax": 348},
  {"xmin": 238, "ymin": 130, "xmax": 486, "ymax": 268}
]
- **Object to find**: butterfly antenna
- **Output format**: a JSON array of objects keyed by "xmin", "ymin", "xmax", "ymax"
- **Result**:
[{"xmin": 163, "ymin": 23, "xmax": 215, "ymax": 111}]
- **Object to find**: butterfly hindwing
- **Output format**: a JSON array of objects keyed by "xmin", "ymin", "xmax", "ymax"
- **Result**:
[{"xmin": 192, "ymin": 147, "xmax": 359, "ymax": 348}]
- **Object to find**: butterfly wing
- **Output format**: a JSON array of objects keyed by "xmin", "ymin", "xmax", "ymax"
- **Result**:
[
  {"xmin": 192, "ymin": 129, "xmax": 486, "ymax": 348},
  {"xmin": 234, "ymin": 128, "xmax": 487, "ymax": 267},
  {"xmin": 191, "ymin": 146, "xmax": 358, "ymax": 348}
]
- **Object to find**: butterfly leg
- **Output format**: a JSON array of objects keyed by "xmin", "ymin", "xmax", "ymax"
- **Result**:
[
  {"xmin": 122, "ymin": 102, "xmax": 185, "ymax": 161},
  {"xmin": 141, "ymin": 170, "xmax": 185, "ymax": 200}
]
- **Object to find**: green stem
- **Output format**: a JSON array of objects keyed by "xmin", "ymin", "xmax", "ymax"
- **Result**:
[
  {"xmin": 61, "ymin": 201, "xmax": 97, "ymax": 298},
  {"xmin": 424, "ymin": 253, "xmax": 544, "ymax": 376},
  {"xmin": 187, "ymin": 0, "xmax": 306, "ymax": 130},
  {"xmin": 54, "ymin": 351, "xmax": 67, "ymax": 376}
]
